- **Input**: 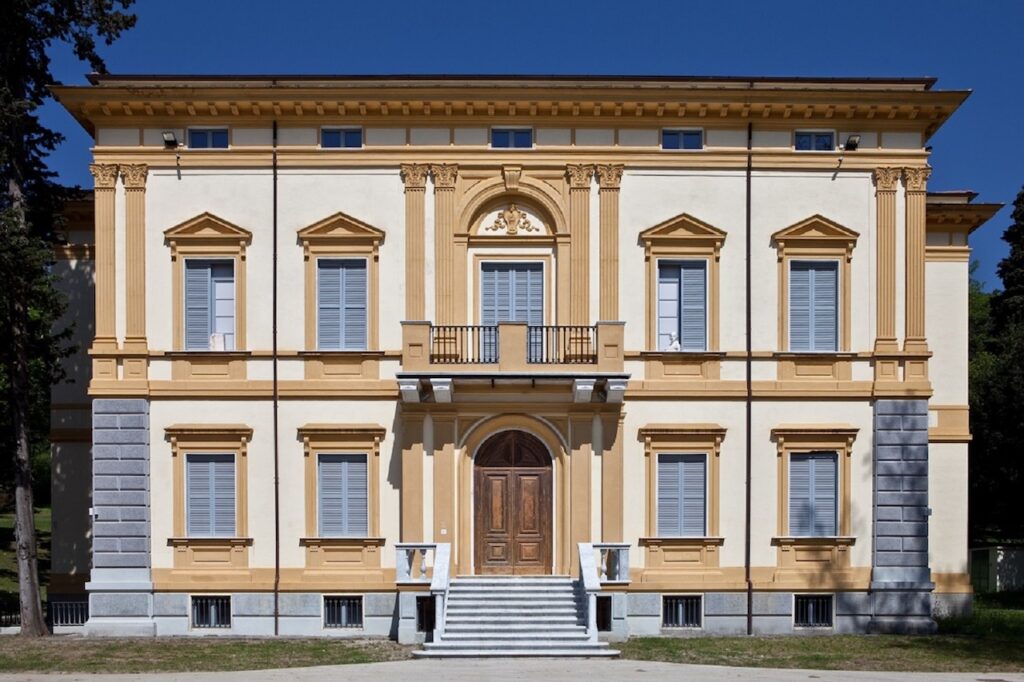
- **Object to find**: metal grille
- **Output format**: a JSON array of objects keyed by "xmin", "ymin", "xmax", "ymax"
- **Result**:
[
  {"xmin": 415, "ymin": 595, "xmax": 435, "ymax": 633},
  {"xmin": 527, "ymin": 326, "xmax": 596, "ymax": 364},
  {"xmin": 430, "ymin": 325, "xmax": 498, "ymax": 364},
  {"xmin": 0, "ymin": 611, "xmax": 20, "ymax": 628},
  {"xmin": 794, "ymin": 595, "xmax": 833, "ymax": 628},
  {"xmin": 49, "ymin": 600, "xmax": 88, "ymax": 627},
  {"xmin": 663, "ymin": 595, "xmax": 702, "ymax": 628},
  {"xmin": 191, "ymin": 596, "xmax": 231, "ymax": 629},
  {"xmin": 324, "ymin": 596, "xmax": 363, "ymax": 629}
]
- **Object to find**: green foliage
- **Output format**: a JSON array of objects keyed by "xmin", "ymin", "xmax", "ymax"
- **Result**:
[{"xmin": 969, "ymin": 185, "xmax": 1024, "ymax": 543}]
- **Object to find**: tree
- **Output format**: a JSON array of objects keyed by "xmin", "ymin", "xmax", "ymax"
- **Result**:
[{"xmin": 1, "ymin": 0, "xmax": 135, "ymax": 637}]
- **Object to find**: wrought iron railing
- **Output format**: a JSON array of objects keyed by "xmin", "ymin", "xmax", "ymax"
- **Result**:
[
  {"xmin": 527, "ymin": 325, "xmax": 596, "ymax": 364},
  {"xmin": 430, "ymin": 325, "xmax": 498, "ymax": 364}
]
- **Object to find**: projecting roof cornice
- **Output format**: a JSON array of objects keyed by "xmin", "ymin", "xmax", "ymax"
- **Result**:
[{"xmin": 50, "ymin": 76, "xmax": 969, "ymax": 139}]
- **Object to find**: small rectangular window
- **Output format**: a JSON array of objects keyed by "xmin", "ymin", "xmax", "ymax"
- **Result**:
[
  {"xmin": 663, "ymin": 595, "xmax": 702, "ymax": 628},
  {"xmin": 188, "ymin": 129, "xmax": 229, "ymax": 149},
  {"xmin": 492, "ymin": 128, "xmax": 532, "ymax": 148},
  {"xmin": 186, "ymin": 454, "xmax": 236, "ymax": 537},
  {"xmin": 324, "ymin": 596, "xmax": 363, "ymax": 628},
  {"xmin": 322, "ymin": 128, "xmax": 363, "ymax": 148},
  {"xmin": 192, "ymin": 595, "xmax": 231, "ymax": 628},
  {"xmin": 789, "ymin": 452, "xmax": 838, "ymax": 536},
  {"xmin": 795, "ymin": 131, "xmax": 835, "ymax": 151},
  {"xmin": 662, "ymin": 129, "xmax": 703, "ymax": 150},
  {"xmin": 184, "ymin": 259, "xmax": 235, "ymax": 351},
  {"xmin": 794, "ymin": 594, "xmax": 833, "ymax": 627},
  {"xmin": 416, "ymin": 595, "xmax": 435, "ymax": 633}
]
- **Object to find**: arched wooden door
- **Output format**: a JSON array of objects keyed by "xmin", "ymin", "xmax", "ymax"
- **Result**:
[{"xmin": 474, "ymin": 430, "xmax": 553, "ymax": 575}]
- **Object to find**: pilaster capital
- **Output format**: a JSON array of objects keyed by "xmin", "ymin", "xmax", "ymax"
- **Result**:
[
  {"xmin": 566, "ymin": 164, "xmax": 595, "ymax": 189},
  {"xmin": 872, "ymin": 167, "xmax": 901, "ymax": 192},
  {"xmin": 903, "ymin": 166, "xmax": 931, "ymax": 193},
  {"xmin": 120, "ymin": 164, "xmax": 149, "ymax": 190},
  {"xmin": 430, "ymin": 163, "xmax": 459, "ymax": 189},
  {"xmin": 89, "ymin": 163, "xmax": 119, "ymax": 189},
  {"xmin": 596, "ymin": 164, "xmax": 624, "ymax": 189},
  {"xmin": 400, "ymin": 163, "xmax": 429, "ymax": 190}
]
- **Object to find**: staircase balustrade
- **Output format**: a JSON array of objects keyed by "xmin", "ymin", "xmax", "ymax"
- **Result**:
[
  {"xmin": 430, "ymin": 543, "xmax": 452, "ymax": 641},
  {"xmin": 395, "ymin": 542, "xmax": 437, "ymax": 583},
  {"xmin": 591, "ymin": 542, "xmax": 631, "ymax": 584}
]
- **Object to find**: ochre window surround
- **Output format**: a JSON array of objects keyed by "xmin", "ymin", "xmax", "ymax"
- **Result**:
[
  {"xmin": 165, "ymin": 424, "xmax": 253, "ymax": 569},
  {"xmin": 297, "ymin": 424, "xmax": 386, "ymax": 571},
  {"xmin": 638, "ymin": 424, "xmax": 726, "ymax": 572}
]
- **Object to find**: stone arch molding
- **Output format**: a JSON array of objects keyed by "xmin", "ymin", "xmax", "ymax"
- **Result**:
[{"xmin": 457, "ymin": 173, "xmax": 567, "ymax": 236}]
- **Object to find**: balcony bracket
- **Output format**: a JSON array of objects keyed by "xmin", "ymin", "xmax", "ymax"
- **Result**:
[
  {"xmin": 573, "ymin": 378, "xmax": 596, "ymax": 403},
  {"xmin": 430, "ymin": 378, "xmax": 454, "ymax": 403}
]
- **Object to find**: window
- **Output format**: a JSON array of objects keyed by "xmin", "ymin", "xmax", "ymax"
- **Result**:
[
  {"xmin": 789, "ymin": 453, "xmax": 837, "ymax": 537},
  {"xmin": 188, "ymin": 128, "xmax": 229, "ymax": 149},
  {"xmin": 491, "ymin": 128, "xmax": 533, "ymax": 149},
  {"xmin": 480, "ymin": 262, "xmax": 544, "ymax": 360},
  {"xmin": 317, "ymin": 259, "xmax": 367, "ymax": 350},
  {"xmin": 794, "ymin": 594, "xmax": 833, "ymax": 628},
  {"xmin": 657, "ymin": 454, "xmax": 706, "ymax": 536},
  {"xmin": 184, "ymin": 260, "xmax": 235, "ymax": 351},
  {"xmin": 324, "ymin": 596, "xmax": 363, "ymax": 628},
  {"xmin": 662, "ymin": 129, "xmax": 703, "ymax": 150},
  {"xmin": 663, "ymin": 595, "xmax": 702, "ymax": 628},
  {"xmin": 795, "ymin": 131, "xmax": 834, "ymax": 151},
  {"xmin": 322, "ymin": 128, "xmax": 363, "ymax": 149},
  {"xmin": 788, "ymin": 260, "xmax": 838, "ymax": 352},
  {"xmin": 318, "ymin": 454, "xmax": 368, "ymax": 537},
  {"xmin": 191, "ymin": 595, "xmax": 231, "ymax": 628},
  {"xmin": 186, "ymin": 454, "xmax": 236, "ymax": 537},
  {"xmin": 657, "ymin": 260, "xmax": 707, "ymax": 351}
]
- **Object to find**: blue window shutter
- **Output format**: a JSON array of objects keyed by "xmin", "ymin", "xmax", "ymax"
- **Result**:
[
  {"xmin": 812, "ymin": 453, "xmax": 838, "ymax": 535},
  {"xmin": 186, "ymin": 456, "xmax": 212, "ymax": 536},
  {"xmin": 812, "ymin": 263, "xmax": 838, "ymax": 352},
  {"xmin": 513, "ymin": 129, "xmax": 532, "ymax": 148},
  {"xmin": 481, "ymin": 263, "xmax": 543, "ymax": 325},
  {"xmin": 657, "ymin": 264, "xmax": 681, "ymax": 350},
  {"xmin": 342, "ymin": 260, "xmax": 368, "ymax": 350},
  {"xmin": 322, "ymin": 130, "xmax": 341, "ymax": 148},
  {"xmin": 789, "ymin": 455, "xmax": 813, "ymax": 536},
  {"xmin": 188, "ymin": 130, "xmax": 208, "ymax": 148},
  {"xmin": 680, "ymin": 262, "xmax": 707, "ymax": 351},
  {"xmin": 658, "ymin": 454, "xmax": 706, "ymax": 536},
  {"xmin": 680, "ymin": 455, "xmax": 706, "ymax": 536},
  {"xmin": 317, "ymin": 262, "xmax": 342, "ymax": 349},
  {"xmin": 657, "ymin": 455, "xmax": 682, "ymax": 536},
  {"xmin": 789, "ymin": 262, "xmax": 812, "ymax": 351},
  {"xmin": 187, "ymin": 454, "xmax": 234, "ymax": 537},
  {"xmin": 344, "ymin": 129, "xmax": 363, "ymax": 148},
  {"xmin": 212, "ymin": 456, "xmax": 236, "ymax": 536},
  {"xmin": 662, "ymin": 131, "xmax": 680, "ymax": 150},
  {"xmin": 480, "ymin": 266, "xmax": 498, "ymax": 327},
  {"xmin": 210, "ymin": 129, "xmax": 229, "ymax": 148},
  {"xmin": 682, "ymin": 131, "xmax": 703, "ymax": 150},
  {"xmin": 492, "ymin": 130, "xmax": 510, "ymax": 148},
  {"xmin": 318, "ymin": 454, "xmax": 367, "ymax": 537},
  {"xmin": 185, "ymin": 261, "xmax": 212, "ymax": 350}
]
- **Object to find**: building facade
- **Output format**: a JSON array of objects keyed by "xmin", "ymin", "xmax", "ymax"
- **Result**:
[{"xmin": 48, "ymin": 75, "xmax": 999, "ymax": 642}]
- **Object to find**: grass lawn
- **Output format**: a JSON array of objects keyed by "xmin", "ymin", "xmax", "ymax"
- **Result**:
[
  {"xmin": 0, "ymin": 507, "xmax": 50, "ymax": 610},
  {"xmin": 619, "ymin": 599, "xmax": 1024, "ymax": 673},
  {"xmin": 0, "ymin": 637, "xmax": 412, "ymax": 673}
]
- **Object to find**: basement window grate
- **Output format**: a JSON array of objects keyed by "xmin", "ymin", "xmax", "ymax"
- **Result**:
[
  {"xmin": 794, "ymin": 594, "xmax": 833, "ymax": 628},
  {"xmin": 191, "ymin": 595, "xmax": 231, "ymax": 629},
  {"xmin": 663, "ymin": 595, "xmax": 702, "ymax": 628},
  {"xmin": 324, "ymin": 596, "xmax": 363, "ymax": 629}
]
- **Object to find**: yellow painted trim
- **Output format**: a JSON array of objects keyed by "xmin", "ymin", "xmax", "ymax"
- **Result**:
[
  {"xmin": 929, "ymin": 405, "xmax": 971, "ymax": 442},
  {"xmin": 432, "ymin": 164, "xmax": 460, "ymax": 324},
  {"xmin": 596, "ymin": 165, "xmax": 623, "ymax": 321},
  {"xmin": 925, "ymin": 246, "xmax": 972, "ymax": 262},
  {"xmin": 601, "ymin": 414, "xmax": 624, "ymax": 542},
  {"xmin": 89, "ymin": 163, "xmax": 118, "ymax": 383},
  {"xmin": 567, "ymin": 164, "xmax": 593, "ymax": 325},
  {"xmin": 933, "ymin": 571, "xmax": 972, "ymax": 594},
  {"xmin": 121, "ymin": 164, "xmax": 149, "ymax": 382}
]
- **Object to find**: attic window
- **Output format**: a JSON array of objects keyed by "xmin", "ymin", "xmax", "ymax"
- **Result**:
[{"xmin": 188, "ymin": 128, "xmax": 228, "ymax": 149}]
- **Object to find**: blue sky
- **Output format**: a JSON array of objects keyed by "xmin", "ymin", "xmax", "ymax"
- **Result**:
[{"xmin": 41, "ymin": 0, "xmax": 1024, "ymax": 289}]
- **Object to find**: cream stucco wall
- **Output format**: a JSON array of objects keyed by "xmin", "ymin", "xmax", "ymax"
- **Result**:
[
  {"xmin": 929, "ymin": 442, "xmax": 969, "ymax": 575},
  {"xmin": 926, "ymin": 260, "xmax": 969, "ymax": 404}
]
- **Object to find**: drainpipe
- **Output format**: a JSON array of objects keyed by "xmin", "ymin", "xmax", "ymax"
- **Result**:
[
  {"xmin": 744, "ymin": 122, "xmax": 754, "ymax": 636},
  {"xmin": 271, "ymin": 119, "xmax": 281, "ymax": 635}
]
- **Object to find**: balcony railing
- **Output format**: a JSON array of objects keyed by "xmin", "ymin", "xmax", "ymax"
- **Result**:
[
  {"xmin": 527, "ymin": 325, "xmax": 595, "ymax": 364},
  {"xmin": 430, "ymin": 325, "xmax": 498, "ymax": 364}
]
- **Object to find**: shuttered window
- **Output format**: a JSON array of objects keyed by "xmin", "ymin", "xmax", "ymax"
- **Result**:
[
  {"xmin": 480, "ymin": 262, "xmax": 544, "ymax": 359},
  {"xmin": 789, "ymin": 260, "xmax": 838, "ymax": 352},
  {"xmin": 186, "ymin": 454, "xmax": 235, "ymax": 537},
  {"xmin": 657, "ymin": 454, "xmax": 706, "ymax": 537},
  {"xmin": 657, "ymin": 261, "xmax": 707, "ymax": 351},
  {"xmin": 317, "ymin": 259, "xmax": 367, "ymax": 350},
  {"xmin": 184, "ymin": 260, "xmax": 235, "ymax": 351},
  {"xmin": 789, "ymin": 453, "xmax": 838, "ymax": 537},
  {"xmin": 318, "ymin": 454, "xmax": 368, "ymax": 537}
]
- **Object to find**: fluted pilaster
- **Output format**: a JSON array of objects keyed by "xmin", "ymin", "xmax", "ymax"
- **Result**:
[{"xmin": 401, "ymin": 164, "xmax": 428, "ymax": 319}]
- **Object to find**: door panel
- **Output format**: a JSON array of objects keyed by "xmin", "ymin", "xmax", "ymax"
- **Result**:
[{"xmin": 474, "ymin": 431, "xmax": 553, "ymax": 575}]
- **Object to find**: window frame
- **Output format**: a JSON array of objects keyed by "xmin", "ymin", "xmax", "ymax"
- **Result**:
[
  {"xmin": 787, "ymin": 451, "xmax": 839, "ymax": 537},
  {"xmin": 187, "ymin": 127, "xmax": 230, "ymax": 149},
  {"xmin": 655, "ymin": 452, "xmax": 708, "ymax": 537},
  {"xmin": 786, "ymin": 258, "xmax": 841, "ymax": 353},
  {"xmin": 661, "ymin": 128, "xmax": 704, "ymax": 151},
  {"xmin": 656, "ymin": 258, "xmax": 710, "ymax": 352},
  {"xmin": 473, "ymin": 256, "xmax": 552, "ymax": 326},
  {"xmin": 320, "ymin": 127, "xmax": 363, "ymax": 149},
  {"xmin": 316, "ymin": 452, "xmax": 370, "ymax": 538},
  {"xmin": 184, "ymin": 452, "xmax": 237, "ymax": 538},
  {"xmin": 315, "ymin": 256, "xmax": 370, "ymax": 351},
  {"xmin": 182, "ymin": 257, "xmax": 237, "ymax": 352},
  {"xmin": 772, "ymin": 426, "xmax": 857, "ymax": 539},
  {"xmin": 490, "ymin": 127, "xmax": 534, "ymax": 149},
  {"xmin": 793, "ymin": 129, "xmax": 836, "ymax": 152}
]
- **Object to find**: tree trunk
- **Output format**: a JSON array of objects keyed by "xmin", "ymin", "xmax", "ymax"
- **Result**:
[{"xmin": 6, "ymin": 178, "xmax": 48, "ymax": 636}]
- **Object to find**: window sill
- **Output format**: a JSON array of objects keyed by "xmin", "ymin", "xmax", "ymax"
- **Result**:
[
  {"xmin": 773, "ymin": 352, "xmax": 856, "ymax": 359},
  {"xmin": 641, "ymin": 351, "xmax": 725, "ymax": 359},
  {"xmin": 299, "ymin": 537, "xmax": 386, "ymax": 547},
  {"xmin": 640, "ymin": 537, "xmax": 724, "ymax": 547},
  {"xmin": 163, "ymin": 351, "xmax": 252, "ymax": 358},
  {"xmin": 168, "ymin": 537, "xmax": 253, "ymax": 547},
  {"xmin": 168, "ymin": 537, "xmax": 252, "ymax": 569},
  {"xmin": 298, "ymin": 350, "xmax": 384, "ymax": 357}
]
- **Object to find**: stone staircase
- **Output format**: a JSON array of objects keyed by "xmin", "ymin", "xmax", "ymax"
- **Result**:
[{"xmin": 413, "ymin": 575, "xmax": 618, "ymax": 658}]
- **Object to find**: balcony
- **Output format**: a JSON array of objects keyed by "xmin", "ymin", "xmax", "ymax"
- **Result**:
[{"xmin": 399, "ymin": 321, "xmax": 626, "ymax": 403}]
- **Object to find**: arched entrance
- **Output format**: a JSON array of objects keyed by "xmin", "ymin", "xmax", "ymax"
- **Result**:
[{"xmin": 474, "ymin": 430, "xmax": 553, "ymax": 575}]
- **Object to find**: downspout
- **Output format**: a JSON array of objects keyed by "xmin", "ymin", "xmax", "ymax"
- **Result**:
[
  {"xmin": 271, "ymin": 119, "xmax": 281, "ymax": 635},
  {"xmin": 744, "ymin": 122, "xmax": 754, "ymax": 636}
]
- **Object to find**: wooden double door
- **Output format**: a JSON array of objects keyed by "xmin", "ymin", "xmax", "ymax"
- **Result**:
[{"xmin": 474, "ymin": 430, "xmax": 553, "ymax": 575}]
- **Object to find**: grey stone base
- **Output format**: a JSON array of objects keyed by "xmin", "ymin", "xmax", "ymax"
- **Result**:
[
  {"xmin": 85, "ymin": 589, "xmax": 155, "ymax": 637},
  {"xmin": 932, "ymin": 593, "xmax": 972, "ymax": 619}
]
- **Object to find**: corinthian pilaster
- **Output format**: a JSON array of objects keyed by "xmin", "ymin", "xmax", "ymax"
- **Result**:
[
  {"xmin": 903, "ymin": 166, "xmax": 931, "ymax": 382},
  {"xmin": 431, "ymin": 164, "xmax": 459, "ymax": 323},
  {"xmin": 567, "ymin": 164, "xmax": 594, "ymax": 325},
  {"xmin": 401, "ymin": 164, "xmax": 429, "ymax": 320},
  {"xmin": 596, "ymin": 164, "xmax": 623, "ymax": 321},
  {"xmin": 120, "ymin": 164, "xmax": 149, "ymax": 382},
  {"xmin": 89, "ymin": 164, "xmax": 119, "ymax": 379}
]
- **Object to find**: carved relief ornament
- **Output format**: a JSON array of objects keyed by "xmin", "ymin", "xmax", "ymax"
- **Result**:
[
  {"xmin": 903, "ymin": 166, "xmax": 931, "ymax": 192},
  {"xmin": 430, "ymin": 163, "xmax": 459, "ymax": 189},
  {"xmin": 872, "ymin": 167, "xmax": 901, "ymax": 192},
  {"xmin": 486, "ymin": 204, "xmax": 538, "ymax": 236},
  {"xmin": 596, "ymin": 164, "xmax": 624, "ymax": 189},
  {"xmin": 89, "ymin": 163, "xmax": 119, "ymax": 189},
  {"xmin": 120, "ymin": 164, "xmax": 149, "ymax": 190},
  {"xmin": 400, "ymin": 164, "xmax": 429, "ymax": 190},
  {"xmin": 566, "ymin": 164, "xmax": 595, "ymax": 189}
]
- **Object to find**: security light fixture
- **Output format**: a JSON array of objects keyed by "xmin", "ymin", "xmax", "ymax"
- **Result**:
[
  {"xmin": 842, "ymin": 134, "xmax": 861, "ymax": 152},
  {"xmin": 162, "ymin": 131, "xmax": 179, "ymax": 149}
]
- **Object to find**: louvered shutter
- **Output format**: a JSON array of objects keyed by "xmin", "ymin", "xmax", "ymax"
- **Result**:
[
  {"xmin": 789, "ymin": 455, "xmax": 812, "ymax": 536},
  {"xmin": 211, "ymin": 456, "xmax": 236, "ymax": 536},
  {"xmin": 811, "ymin": 263, "xmax": 838, "ymax": 352},
  {"xmin": 185, "ymin": 262, "xmax": 212, "ymax": 350},
  {"xmin": 480, "ymin": 266, "xmax": 498, "ymax": 360},
  {"xmin": 657, "ymin": 455, "xmax": 682, "ymax": 536},
  {"xmin": 187, "ymin": 454, "xmax": 235, "ymax": 537},
  {"xmin": 342, "ymin": 261, "xmax": 367, "ymax": 350},
  {"xmin": 318, "ymin": 454, "xmax": 367, "ymax": 537},
  {"xmin": 658, "ymin": 454, "xmax": 706, "ymax": 536},
  {"xmin": 657, "ymin": 264, "xmax": 680, "ymax": 351},
  {"xmin": 681, "ymin": 455, "xmax": 707, "ymax": 536},
  {"xmin": 317, "ymin": 262, "xmax": 342, "ymax": 349},
  {"xmin": 789, "ymin": 262, "xmax": 812, "ymax": 351},
  {"xmin": 811, "ymin": 453, "xmax": 838, "ymax": 535},
  {"xmin": 680, "ymin": 262, "xmax": 707, "ymax": 351}
]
